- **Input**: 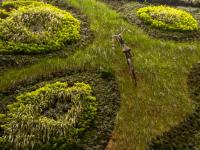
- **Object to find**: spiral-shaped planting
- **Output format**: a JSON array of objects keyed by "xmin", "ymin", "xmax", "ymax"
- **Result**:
[
  {"xmin": 137, "ymin": 5, "xmax": 198, "ymax": 32},
  {"xmin": 0, "ymin": 1, "xmax": 80, "ymax": 54},
  {"xmin": 0, "ymin": 82, "xmax": 97, "ymax": 149}
]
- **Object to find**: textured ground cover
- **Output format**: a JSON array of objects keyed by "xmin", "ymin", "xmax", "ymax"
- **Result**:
[
  {"xmin": 137, "ymin": 5, "xmax": 198, "ymax": 31},
  {"xmin": 118, "ymin": 2, "xmax": 200, "ymax": 41},
  {"xmin": 149, "ymin": 62, "xmax": 200, "ymax": 150},
  {"xmin": 0, "ymin": 0, "xmax": 200, "ymax": 149},
  {"xmin": 0, "ymin": 0, "xmax": 93, "ymax": 73},
  {"xmin": 0, "ymin": 69, "xmax": 120, "ymax": 150},
  {"xmin": 1, "ymin": 81, "xmax": 97, "ymax": 149},
  {"xmin": 0, "ymin": 3, "xmax": 80, "ymax": 54}
]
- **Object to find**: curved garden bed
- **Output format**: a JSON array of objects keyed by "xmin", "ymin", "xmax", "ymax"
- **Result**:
[
  {"xmin": 137, "ymin": 5, "xmax": 198, "ymax": 31},
  {"xmin": 0, "ymin": 69, "xmax": 120, "ymax": 150},
  {"xmin": 119, "ymin": 2, "xmax": 200, "ymax": 41},
  {"xmin": 103, "ymin": 0, "xmax": 200, "ymax": 7},
  {"xmin": 142, "ymin": 0, "xmax": 200, "ymax": 8},
  {"xmin": 0, "ymin": 0, "xmax": 93, "ymax": 73},
  {"xmin": 148, "ymin": 62, "xmax": 200, "ymax": 150}
]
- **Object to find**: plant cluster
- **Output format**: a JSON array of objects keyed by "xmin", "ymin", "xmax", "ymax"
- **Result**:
[
  {"xmin": 2, "ymin": 1, "xmax": 44, "ymax": 11},
  {"xmin": 0, "ymin": 81, "xmax": 97, "ymax": 149},
  {"xmin": 119, "ymin": 3, "xmax": 200, "ymax": 41},
  {"xmin": 137, "ymin": 5, "xmax": 198, "ymax": 32},
  {"xmin": 0, "ymin": 1, "xmax": 81, "ymax": 54},
  {"xmin": 0, "ymin": 70, "xmax": 120, "ymax": 150}
]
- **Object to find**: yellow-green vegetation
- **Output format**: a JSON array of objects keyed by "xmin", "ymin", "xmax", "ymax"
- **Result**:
[
  {"xmin": 2, "ymin": 1, "xmax": 44, "ymax": 10},
  {"xmin": 0, "ymin": 9, "xmax": 9, "ymax": 19},
  {"xmin": 137, "ymin": 5, "xmax": 198, "ymax": 31},
  {"xmin": 0, "ymin": 0, "xmax": 200, "ymax": 149},
  {"xmin": 0, "ymin": 1, "xmax": 80, "ymax": 54},
  {"xmin": 0, "ymin": 82, "xmax": 97, "ymax": 149}
]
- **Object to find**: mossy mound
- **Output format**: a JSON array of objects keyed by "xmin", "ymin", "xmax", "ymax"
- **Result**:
[
  {"xmin": 2, "ymin": 1, "xmax": 44, "ymax": 11},
  {"xmin": 119, "ymin": 2, "xmax": 200, "ymax": 41},
  {"xmin": 0, "ymin": 1, "xmax": 80, "ymax": 54},
  {"xmin": 0, "ymin": 81, "xmax": 97, "ymax": 149},
  {"xmin": 0, "ymin": 69, "xmax": 120, "ymax": 150},
  {"xmin": 3, "ymin": 0, "xmax": 64, "ymax": 5},
  {"xmin": 148, "ymin": 62, "xmax": 200, "ymax": 150},
  {"xmin": 137, "ymin": 5, "xmax": 198, "ymax": 32},
  {"xmin": 0, "ymin": 0, "xmax": 93, "ymax": 73}
]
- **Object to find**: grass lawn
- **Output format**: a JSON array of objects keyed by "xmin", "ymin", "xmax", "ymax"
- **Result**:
[{"xmin": 0, "ymin": 0, "xmax": 200, "ymax": 149}]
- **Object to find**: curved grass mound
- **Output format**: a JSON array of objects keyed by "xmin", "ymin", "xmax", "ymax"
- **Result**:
[
  {"xmin": 3, "ymin": 0, "xmax": 61, "ymax": 3},
  {"xmin": 0, "ymin": 0, "xmax": 93, "ymax": 73},
  {"xmin": 1, "ymin": 1, "xmax": 44, "ymax": 12},
  {"xmin": 0, "ymin": 81, "xmax": 97, "ymax": 149},
  {"xmin": 0, "ymin": 2, "xmax": 80, "ymax": 54},
  {"xmin": 119, "ymin": 2, "xmax": 200, "ymax": 41},
  {"xmin": 0, "ymin": 1, "xmax": 45, "ymax": 19},
  {"xmin": 0, "ymin": 70, "xmax": 120, "ymax": 150},
  {"xmin": 149, "ymin": 62, "xmax": 200, "ymax": 150},
  {"xmin": 137, "ymin": 5, "xmax": 198, "ymax": 32}
]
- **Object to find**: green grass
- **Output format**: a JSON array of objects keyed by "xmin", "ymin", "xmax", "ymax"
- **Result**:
[{"xmin": 0, "ymin": 0, "xmax": 200, "ymax": 149}]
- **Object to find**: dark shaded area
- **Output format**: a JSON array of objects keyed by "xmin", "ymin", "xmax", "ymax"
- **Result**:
[
  {"xmin": 0, "ymin": 68, "xmax": 121, "ymax": 150},
  {"xmin": 102, "ymin": 0, "xmax": 200, "ymax": 7},
  {"xmin": 142, "ymin": 0, "xmax": 200, "ymax": 8},
  {"xmin": 149, "ymin": 62, "xmax": 200, "ymax": 150}
]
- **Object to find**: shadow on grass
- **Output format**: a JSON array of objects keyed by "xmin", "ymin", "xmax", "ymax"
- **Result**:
[{"xmin": 149, "ymin": 62, "xmax": 200, "ymax": 150}]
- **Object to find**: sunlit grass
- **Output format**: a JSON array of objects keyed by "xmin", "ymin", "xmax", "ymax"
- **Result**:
[{"xmin": 0, "ymin": 0, "xmax": 200, "ymax": 149}]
